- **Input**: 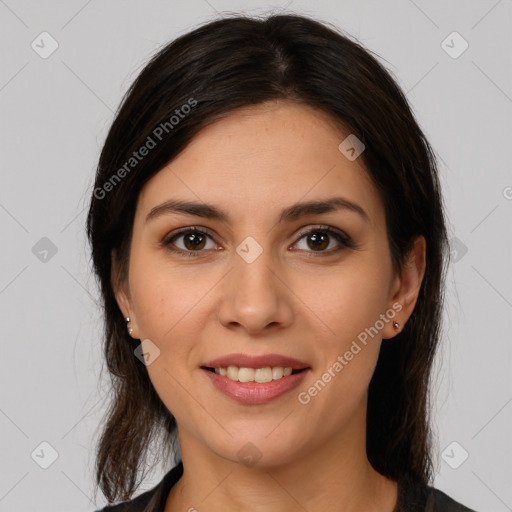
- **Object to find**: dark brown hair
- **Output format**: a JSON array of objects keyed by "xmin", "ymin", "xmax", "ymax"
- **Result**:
[{"xmin": 87, "ymin": 12, "xmax": 449, "ymax": 503}]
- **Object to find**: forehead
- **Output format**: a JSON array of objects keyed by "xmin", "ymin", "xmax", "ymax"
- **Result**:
[{"xmin": 136, "ymin": 101, "xmax": 382, "ymax": 226}]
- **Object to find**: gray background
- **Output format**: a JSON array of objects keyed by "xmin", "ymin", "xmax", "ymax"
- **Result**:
[{"xmin": 1, "ymin": 0, "xmax": 511, "ymax": 511}]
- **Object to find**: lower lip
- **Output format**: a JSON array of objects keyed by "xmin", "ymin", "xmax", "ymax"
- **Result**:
[{"xmin": 201, "ymin": 368, "xmax": 310, "ymax": 405}]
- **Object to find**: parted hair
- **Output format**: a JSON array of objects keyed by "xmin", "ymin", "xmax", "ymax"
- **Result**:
[{"xmin": 86, "ymin": 13, "xmax": 449, "ymax": 502}]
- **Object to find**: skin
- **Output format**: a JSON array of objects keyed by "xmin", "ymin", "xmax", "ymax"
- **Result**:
[{"xmin": 113, "ymin": 100, "xmax": 426, "ymax": 512}]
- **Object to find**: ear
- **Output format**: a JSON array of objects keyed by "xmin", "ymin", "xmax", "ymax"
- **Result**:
[
  {"xmin": 111, "ymin": 249, "xmax": 139, "ymax": 338},
  {"xmin": 382, "ymin": 235, "xmax": 426, "ymax": 340}
]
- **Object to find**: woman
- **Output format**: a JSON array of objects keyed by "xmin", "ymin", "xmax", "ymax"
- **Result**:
[{"xmin": 88, "ymin": 13, "xmax": 476, "ymax": 512}]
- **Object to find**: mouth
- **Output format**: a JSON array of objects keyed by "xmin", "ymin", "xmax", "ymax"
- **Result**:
[
  {"xmin": 200, "ymin": 353, "xmax": 311, "ymax": 383},
  {"xmin": 199, "ymin": 353, "xmax": 311, "ymax": 404}
]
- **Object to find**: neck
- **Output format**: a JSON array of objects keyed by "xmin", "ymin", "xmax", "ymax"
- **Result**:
[{"xmin": 165, "ymin": 405, "xmax": 397, "ymax": 512}]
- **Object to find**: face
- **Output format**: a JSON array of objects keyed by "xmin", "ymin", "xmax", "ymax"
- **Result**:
[{"xmin": 114, "ymin": 100, "xmax": 423, "ymax": 468}]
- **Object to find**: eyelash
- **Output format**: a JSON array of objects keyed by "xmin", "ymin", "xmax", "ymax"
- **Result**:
[{"xmin": 161, "ymin": 225, "xmax": 355, "ymax": 258}]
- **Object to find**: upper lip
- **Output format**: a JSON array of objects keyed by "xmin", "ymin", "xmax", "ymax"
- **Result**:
[{"xmin": 202, "ymin": 353, "xmax": 310, "ymax": 370}]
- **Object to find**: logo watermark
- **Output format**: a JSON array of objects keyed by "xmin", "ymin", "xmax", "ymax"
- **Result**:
[
  {"xmin": 297, "ymin": 302, "xmax": 403, "ymax": 405},
  {"xmin": 94, "ymin": 97, "xmax": 197, "ymax": 200}
]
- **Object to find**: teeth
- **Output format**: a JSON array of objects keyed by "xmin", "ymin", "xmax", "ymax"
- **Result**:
[
  {"xmin": 227, "ymin": 365, "xmax": 238, "ymax": 381},
  {"xmin": 213, "ymin": 366, "xmax": 294, "ymax": 382},
  {"xmin": 272, "ymin": 367, "xmax": 284, "ymax": 380}
]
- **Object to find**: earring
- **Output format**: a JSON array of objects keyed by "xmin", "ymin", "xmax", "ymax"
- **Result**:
[
  {"xmin": 125, "ymin": 317, "xmax": 133, "ymax": 336},
  {"xmin": 393, "ymin": 321, "xmax": 401, "ymax": 331}
]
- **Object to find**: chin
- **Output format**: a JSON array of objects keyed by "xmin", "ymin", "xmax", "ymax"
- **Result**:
[{"xmin": 206, "ymin": 429, "xmax": 308, "ymax": 469}]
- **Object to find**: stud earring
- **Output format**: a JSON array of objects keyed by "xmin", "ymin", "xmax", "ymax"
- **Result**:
[
  {"xmin": 393, "ymin": 321, "xmax": 401, "ymax": 331},
  {"xmin": 125, "ymin": 317, "xmax": 133, "ymax": 335}
]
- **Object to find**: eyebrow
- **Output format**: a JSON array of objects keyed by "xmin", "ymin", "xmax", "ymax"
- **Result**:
[{"xmin": 145, "ymin": 196, "xmax": 370, "ymax": 225}]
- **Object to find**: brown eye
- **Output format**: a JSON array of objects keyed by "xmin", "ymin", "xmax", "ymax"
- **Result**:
[
  {"xmin": 182, "ymin": 231, "xmax": 207, "ymax": 251},
  {"xmin": 292, "ymin": 226, "xmax": 353, "ymax": 254},
  {"xmin": 305, "ymin": 231, "xmax": 329, "ymax": 251},
  {"xmin": 164, "ymin": 227, "xmax": 217, "ymax": 256}
]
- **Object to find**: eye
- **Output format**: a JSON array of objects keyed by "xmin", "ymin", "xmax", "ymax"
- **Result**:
[
  {"xmin": 163, "ymin": 227, "xmax": 218, "ymax": 257},
  {"xmin": 291, "ymin": 225, "xmax": 353, "ymax": 255},
  {"xmin": 162, "ymin": 225, "xmax": 354, "ymax": 258}
]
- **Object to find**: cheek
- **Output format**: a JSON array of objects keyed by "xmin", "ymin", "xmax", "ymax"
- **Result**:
[
  {"xmin": 296, "ymin": 274, "xmax": 386, "ymax": 427},
  {"xmin": 296, "ymin": 258, "xmax": 391, "ymax": 343},
  {"xmin": 129, "ymin": 246, "xmax": 215, "ymax": 341},
  {"xmin": 128, "ymin": 260, "xmax": 213, "ymax": 421},
  {"xmin": 294, "ymin": 258, "xmax": 390, "ymax": 402}
]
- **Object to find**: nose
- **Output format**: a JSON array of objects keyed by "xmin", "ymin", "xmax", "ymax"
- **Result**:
[{"xmin": 216, "ymin": 244, "xmax": 294, "ymax": 336}]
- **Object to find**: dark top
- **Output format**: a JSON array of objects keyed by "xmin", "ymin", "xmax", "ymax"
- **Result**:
[{"xmin": 94, "ymin": 461, "xmax": 477, "ymax": 512}]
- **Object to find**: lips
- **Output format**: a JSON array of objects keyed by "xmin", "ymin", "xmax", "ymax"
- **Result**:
[
  {"xmin": 200, "ymin": 353, "xmax": 311, "ymax": 404},
  {"xmin": 201, "ymin": 353, "xmax": 310, "ymax": 371},
  {"xmin": 202, "ymin": 366, "xmax": 310, "ymax": 404}
]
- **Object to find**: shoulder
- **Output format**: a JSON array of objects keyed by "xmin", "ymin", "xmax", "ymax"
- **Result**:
[
  {"xmin": 396, "ymin": 473, "xmax": 477, "ymax": 512},
  {"xmin": 425, "ymin": 487, "xmax": 477, "ymax": 512},
  {"xmin": 94, "ymin": 489, "xmax": 153, "ymax": 511},
  {"xmin": 93, "ymin": 461, "xmax": 183, "ymax": 512}
]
